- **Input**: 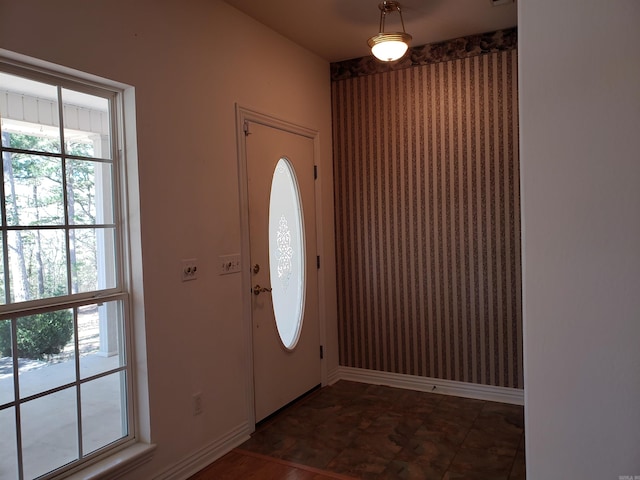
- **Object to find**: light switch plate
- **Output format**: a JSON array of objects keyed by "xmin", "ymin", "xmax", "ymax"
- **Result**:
[{"xmin": 219, "ymin": 254, "xmax": 241, "ymax": 275}]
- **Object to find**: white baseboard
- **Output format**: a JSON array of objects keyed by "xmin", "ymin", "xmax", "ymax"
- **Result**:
[
  {"xmin": 326, "ymin": 366, "xmax": 341, "ymax": 386},
  {"xmin": 153, "ymin": 421, "xmax": 252, "ymax": 480},
  {"xmin": 336, "ymin": 366, "xmax": 524, "ymax": 405}
]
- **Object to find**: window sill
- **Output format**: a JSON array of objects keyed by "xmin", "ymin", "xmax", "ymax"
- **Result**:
[{"xmin": 66, "ymin": 442, "xmax": 156, "ymax": 480}]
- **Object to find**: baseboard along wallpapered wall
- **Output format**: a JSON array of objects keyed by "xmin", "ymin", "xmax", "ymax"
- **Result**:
[{"xmin": 331, "ymin": 29, "xmax": 522, "ymax": 389}]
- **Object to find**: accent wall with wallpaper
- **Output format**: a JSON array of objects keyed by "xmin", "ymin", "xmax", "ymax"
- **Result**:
[{"xmin": 331, "ymin": 29, "xmax": 522, "ymax": 389}]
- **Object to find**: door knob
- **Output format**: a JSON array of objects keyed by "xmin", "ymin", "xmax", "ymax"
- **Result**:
[{"xmin": 253, "ymin": 284, "xmax": 273, "ymax": 296}]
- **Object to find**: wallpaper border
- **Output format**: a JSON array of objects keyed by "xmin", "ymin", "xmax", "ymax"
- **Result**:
[{"xmin": 330, "ymin": 27, "xmax": 517, "ymax": 81}]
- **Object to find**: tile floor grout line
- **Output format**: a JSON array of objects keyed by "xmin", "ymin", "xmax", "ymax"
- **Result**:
[
  {"xmin": 437, "ymin": 398, "xmax": 486, "ymax": 480},
  {"xmin": 505, "ymin": 431, "xmax": 526, "ymax": 480},
  {"xmin": 234, "ymin": 448, "xmax": 361, "ymax": 480}
]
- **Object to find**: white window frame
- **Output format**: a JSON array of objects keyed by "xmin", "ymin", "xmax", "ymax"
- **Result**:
[{"xmin": 0, "ymin": 53, "xmax": 151, "ymax": 480}]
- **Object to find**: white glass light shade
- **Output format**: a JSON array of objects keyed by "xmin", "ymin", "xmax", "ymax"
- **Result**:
[{"xmin": 368, "ymin": 32, "xmax": 411, "ymax": 62}]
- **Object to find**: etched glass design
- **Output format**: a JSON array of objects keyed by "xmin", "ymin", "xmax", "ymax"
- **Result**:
[
  {"xmin": 268, "ymin": 158, "xmax": 305, "ymax": 350},
  {"xmin": 276, "ymin": 215, "xmax": 293, "ymax": 290}
]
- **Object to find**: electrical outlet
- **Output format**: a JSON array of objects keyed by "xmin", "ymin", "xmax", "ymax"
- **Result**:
[
  {"xmin": 219, "ymin": 254, "xmax": 241, "ymax": 275},
  {"xmin": 192, "ymin": 392, "xmax": 203, "ymax": 416},
  {"xmin": 181, "ymin": 259, "xmax": 198, "ymax": 281}
]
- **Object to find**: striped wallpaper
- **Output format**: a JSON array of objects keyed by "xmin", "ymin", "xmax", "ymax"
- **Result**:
[{"xmin": 331, "ymin": 44, "xmax": 522, "ymax": 388}]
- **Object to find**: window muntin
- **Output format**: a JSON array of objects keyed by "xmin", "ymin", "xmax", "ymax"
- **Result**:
[{"xmin": 0, "ymin": 64, "xmax": 132, "ymax": 480}]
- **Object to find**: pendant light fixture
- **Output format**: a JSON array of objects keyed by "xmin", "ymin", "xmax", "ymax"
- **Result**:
[{"xmin": 367, "ymin": 1, "xmax": 412, "ymax": 62}]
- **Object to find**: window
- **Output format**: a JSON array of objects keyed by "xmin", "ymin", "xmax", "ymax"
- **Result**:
[
  {"xmin": 268, "ymin": 158, "xmax": 305, "ymax": 350},
  {"xmin": 0, "ymin": 61, "xmax": 134, "ymax": 479}
]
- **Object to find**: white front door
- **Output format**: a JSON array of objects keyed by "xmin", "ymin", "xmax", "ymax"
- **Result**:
[{"xmin": 245, "ymin": 120, "xmax": 321, "ymax": 423}]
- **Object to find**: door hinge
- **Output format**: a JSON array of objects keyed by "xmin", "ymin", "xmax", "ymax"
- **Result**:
[
  {"xmin": 316, "ymin": 255, "xmax": 320, "ymax": 269},
  {"xmin": 243, "ymin": 121, "xmax": 251, "ymax": 136},
  {"xmin": 314, "ymin": 165, "xmax": 318, "ymax": 180},
  {"xmin": 320, "ymin": 345, "xmax": 324, "ymax": 360}
]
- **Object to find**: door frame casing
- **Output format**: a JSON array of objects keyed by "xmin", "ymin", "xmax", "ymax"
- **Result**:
[{"xmin": 235, "ymin": 105, "xmax": 327, "ymax": 429}]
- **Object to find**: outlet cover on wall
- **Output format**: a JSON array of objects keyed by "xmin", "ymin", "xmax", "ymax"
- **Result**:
[{"xmin": 181, "ymin": 259, "xmax": 198, "ymax": 281}]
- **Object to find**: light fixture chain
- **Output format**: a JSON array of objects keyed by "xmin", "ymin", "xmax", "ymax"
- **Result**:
[
  {"xmin": 397, "ymin": 4, "xmax": 407, "ymax": 33},
  {"xmin": 378, "ymin": 1, "xmax": 408, "ymax": 34}
]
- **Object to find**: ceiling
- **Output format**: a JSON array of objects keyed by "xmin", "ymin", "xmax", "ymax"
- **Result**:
[{"xmin": 222, "ymin": 0, "xmax": 518, "ymax": 63}]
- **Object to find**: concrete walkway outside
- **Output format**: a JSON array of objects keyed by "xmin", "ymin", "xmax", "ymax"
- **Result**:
[{"xmin": 0, "ymin": 308, "xmax": 126, "ymax": 480}]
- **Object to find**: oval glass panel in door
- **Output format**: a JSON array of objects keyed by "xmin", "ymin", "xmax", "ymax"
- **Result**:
[{"xmin": 268, "ymin": 157, "xmax": 305, "ymax": 350}]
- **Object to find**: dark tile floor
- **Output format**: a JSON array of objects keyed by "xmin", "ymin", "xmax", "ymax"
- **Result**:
[{"xmin": 240, "ymin": 380, "xmax": 525, "ymax": 480}]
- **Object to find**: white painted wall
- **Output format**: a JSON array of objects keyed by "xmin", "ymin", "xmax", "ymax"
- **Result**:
[
  {"xmin": 0, "ymin": 1, "xmax": 338, "ymax": 478},
  {"xmin": 519, "ymin": 1, "xmax": 640, "ymax": 478}
]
